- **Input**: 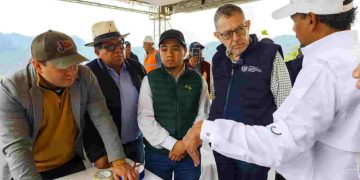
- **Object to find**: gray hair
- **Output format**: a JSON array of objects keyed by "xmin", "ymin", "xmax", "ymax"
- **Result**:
[{"xmin": 214, "ymin": 4, "xmax": 245, "ymax": 30}]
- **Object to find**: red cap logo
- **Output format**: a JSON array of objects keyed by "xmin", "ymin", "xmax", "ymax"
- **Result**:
[{"xmin": 57, "ymin": 40, "xmax": 74, "ymax": 53}]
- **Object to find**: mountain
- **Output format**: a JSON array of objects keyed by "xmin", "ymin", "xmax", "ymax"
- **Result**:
[
  {"xmin": 0, "ymin": 33, "xmax": 299, "ymax": 77},
  {"xmin": 273, "ymin": 35, "xmax": 300, "ymax": 56},
  {"xmin": 0, "ymin": 33, "xmax": 32, "ymax": 77},
  {"xmin": 132, "ymin": 47, "xmax": 146, "ymax": 62},
  {"xmin": 130, "ymin": 41, "xmax": 221, "ymax": 63},
  {"xmin": 202, "ymin": 41, "xmax": 221, "ymax": 61},
  {"xmin": 0, "ymin": 33, "xmax": 96, "ymax": 77},
  {"xmin": 72, "ymin": 37, "xmax": 97, "ymax": 60}
]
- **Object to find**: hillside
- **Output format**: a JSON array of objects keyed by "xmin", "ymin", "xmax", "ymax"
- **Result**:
[
  {"xmin": 0, "ymin": 32, "xmax": 96, "ymax": 77},
  {"xmin": 0, "ymin": 33, "xmax": 299, "ymax": 77},
  {"xmin": 273, "ymin": 35, "xmax": 300, "ymax": 57}
]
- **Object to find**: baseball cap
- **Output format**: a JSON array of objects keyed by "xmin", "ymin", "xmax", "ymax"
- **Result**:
[
  {"xmin": 85, "ymin": 20, "xmax": 129, "ymax": 46},
  {"xmin": 124, "ymin": 41, "xmax": 131, "ymax": 46},
  {"xmin": 272, "ymin": 0, "xmax": 355, "ymax": 19},
  {"xmin": 189, "ymin": 42, "xmax": 205, "ymax": 51},
  {"xmin": 158, "ymin": 29, "xmax": 186, "ymax": 48},
  {"xmin": 31, "ymin": 30, "xmax": 88, "ymax": 69},
  {"xmin": 143, "ymin": 36, "xmax": 154, "ymax": 43}
]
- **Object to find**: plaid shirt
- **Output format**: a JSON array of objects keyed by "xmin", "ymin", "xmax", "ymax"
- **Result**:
[{"xmin": 270, "ymin": 52, "xmax": 292, "ymax": 107}]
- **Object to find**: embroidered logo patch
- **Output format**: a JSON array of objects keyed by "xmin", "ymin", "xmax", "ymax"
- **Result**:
[
  {"xmin": 270, "ymin": 126, "xmax": 282, "ymax": 135},
  {"xmin": 241, "ymin": 66, "xmax": 248, "ymax": 72},
  {"xmin": 57, "ymin": 40, "xmax": 74, "ymax": 53},
  {"xmin": 184, "ymin": 85, "xmax": 192, "ymax": 91},
  {"xmin": 241, "ymin": 65, "xmax": 262, "ymax": 73}
]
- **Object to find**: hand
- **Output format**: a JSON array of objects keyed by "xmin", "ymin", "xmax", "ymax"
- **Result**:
[
  {"xmin": 353, "ymin": 63, "xmax": 360, "ymax": 89},
  {"xmin": 169, "ymin": 140, "xmax": 187, "ymax": 161},
  {"xmin": 112, "ymin": 163, "xmax": 138, "ymax": 180},
  {"xmin": 183, "ymin": 121, "xmax": 203, "ymax": 167},
  {"xmin": 189, "ymin": 57, "xmax": 200, "ymax": 68},
  {"xmin": 95, "ymin": 155, "xmax": 111, "ymax": 169}
]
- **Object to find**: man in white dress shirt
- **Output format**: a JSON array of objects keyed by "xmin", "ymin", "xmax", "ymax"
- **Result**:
[{"xmin": 183, "ymin": 0, "xmax": 360, "ymax": 179}]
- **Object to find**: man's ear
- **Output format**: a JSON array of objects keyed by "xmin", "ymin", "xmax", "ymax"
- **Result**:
[
  {"xmin": 95, "ymin": 49, "xmax": 100, "ymax": 56},
  {"xmin": 308, "ymin": 12, "xmax": 318, "ymax": 32},
  {"xmin": 245, "ymin": 20, "xmax": 251, "ymax": 31},
  {"xmin": 214, "ymin": 32, "xmax": 220, "ymax": 40},
  {"xmin": 31, "ymin": 59, "xmax": 43, "ymax": 73}
]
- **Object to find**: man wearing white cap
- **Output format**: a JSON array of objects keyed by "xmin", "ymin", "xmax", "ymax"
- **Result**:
[
  {"xmin": 143, "ymin": 35, "xmax": 161, "ymax": 73},
  {"xmin": 182, "ymin": 0, "xmax": 360, "ymax": 179}
]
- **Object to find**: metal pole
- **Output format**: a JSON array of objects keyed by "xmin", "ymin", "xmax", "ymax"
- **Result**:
[{"xmin": 153, "ymin": 15, "xmax": 156, "ymax": 44}]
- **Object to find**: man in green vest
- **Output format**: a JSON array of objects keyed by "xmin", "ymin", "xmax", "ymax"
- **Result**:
[{"xmin": 137, "ymin": 29, "xmax": 210, "ymax": 180}]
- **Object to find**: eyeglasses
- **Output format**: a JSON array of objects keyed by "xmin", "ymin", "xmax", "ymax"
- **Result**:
[
  {"xmin": 101, "ymin": 42, "xmax": 124, "ymax": 52},
  {"xmin": 218, "ymin": 25, "xmax": 248, "ymax": 40}
]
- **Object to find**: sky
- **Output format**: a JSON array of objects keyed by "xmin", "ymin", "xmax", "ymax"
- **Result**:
[{"xmin": 0, "ymin": 0, "xmax": 360, "ymax": 46}]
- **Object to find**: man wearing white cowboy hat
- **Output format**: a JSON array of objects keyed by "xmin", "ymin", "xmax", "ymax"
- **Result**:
[
  {"xmin": 182, "ymin": 0, "xmax": 360, "ymax": 179},
  {"xmin": 83, "ymin": 20, "xmax": 146, "ymax": 180}
]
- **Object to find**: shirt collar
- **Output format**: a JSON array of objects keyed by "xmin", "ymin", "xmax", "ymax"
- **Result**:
[
  {"xmin": 36, "ymin": 72, "xmax": 65, "ymax": 94},
  {"xmin": 301, "ymin": 30, "xmax": 358, "ymax": 67},
  {"xmin": 97, "ymin": 58, "xmax": 126, "ymax": 73},
  {"xmin": 164, "ymin": 63, "xmax": 186, "ymax": 81},
  {"xmin": 226, "ymin": 49, "xmax": 238, "ymax": 63},
  {"xmin": 225, "ymin": 34, "xmax": 257, "ymax": 63}
]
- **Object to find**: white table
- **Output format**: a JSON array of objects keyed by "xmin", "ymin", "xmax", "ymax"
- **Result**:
[{"xmin": 56, "ymin": 167, "xmax": 161, "ymax": 180}]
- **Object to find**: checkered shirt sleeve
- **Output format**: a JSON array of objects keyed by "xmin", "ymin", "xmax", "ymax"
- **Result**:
[{"xmin": 271, "ymin": 52, "xmax": 292, "ymax": 108}]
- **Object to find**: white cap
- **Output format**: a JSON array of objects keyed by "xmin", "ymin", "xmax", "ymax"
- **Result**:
[
  {"xmin": 143, "ymin": 35, "xmax": 154, "ymax": 43},
  {"xmin": 272, "ymin": 0, "xmax": 354, "ymax": 20}
]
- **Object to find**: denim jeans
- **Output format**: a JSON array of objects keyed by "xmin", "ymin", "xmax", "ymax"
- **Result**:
[
  {"xmin": 40, "ymin": 156, "xmax": 85, "ymax": 180},
  {"xmin": 145, "ymin": 151, "xmax": 200, "ymax": 180},
  {"xmin": 213, "ymin": 151, "xmax": 269, "ymax": 180},
  {"xmin": 123, "ymin": 135, "xmax": 145, "ymax": 163}
]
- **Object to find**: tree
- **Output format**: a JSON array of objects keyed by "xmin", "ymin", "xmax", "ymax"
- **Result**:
[
  {"xmin": 284, "ymin": 45, "xmax": 300, "ymax": 62},
  {"xmin": 261, "ymin": 30, "xmax": 269, "ymax": 36}
]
